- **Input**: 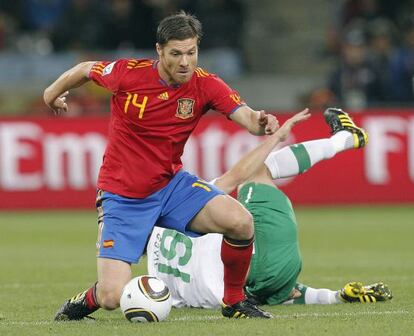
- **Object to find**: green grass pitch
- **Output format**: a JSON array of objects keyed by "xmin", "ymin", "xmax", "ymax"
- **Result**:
[{"xmin": 1, "ymin": 206, "xmax": 413, "ymax": 335}]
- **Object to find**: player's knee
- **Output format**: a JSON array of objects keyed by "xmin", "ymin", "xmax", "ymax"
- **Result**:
[
  {"xmin": 226, "ymin": 209, "xmax": 253, "ymax": 240},
  {"xmin": 97, "ymin": 286, "xmax": 121, "ymax": 310}
]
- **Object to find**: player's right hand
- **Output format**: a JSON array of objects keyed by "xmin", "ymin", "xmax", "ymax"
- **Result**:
[
  {"xmin": 277, "ymin": 108, "xmax": 310, "ymax": 141},
  {"xmin": 46, "ymin": 91, "xmax": 69, "ymax": 115},
  {"xmin": 258, "ymin": 110, "xmax": 279, "ymax": 135}
]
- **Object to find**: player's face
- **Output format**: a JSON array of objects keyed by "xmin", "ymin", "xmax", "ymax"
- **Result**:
[{"xmin": 156, "ymin": 38, "xmax": 198, "ymax": 85}]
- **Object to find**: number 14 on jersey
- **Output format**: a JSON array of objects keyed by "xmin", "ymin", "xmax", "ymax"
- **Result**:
[{"xmin": 124, "ymin": 92, "xmax": 148, "ymax": 119}]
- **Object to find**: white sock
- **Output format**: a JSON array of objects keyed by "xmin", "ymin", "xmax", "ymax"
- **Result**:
[
  {"xmin": 330, "ymin": 130, "xmax": 355, "ymax": 152},
  {"xmin": 264, "ymin": 131, "xmax": 354, "ymax": 179},
  {"xmin": 304, "ymin": 287, "xmax": 342, "ymax": 305}
]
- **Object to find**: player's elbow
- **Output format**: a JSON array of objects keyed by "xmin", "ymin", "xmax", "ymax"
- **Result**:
[
  {"xmin": 75, "ymin": 61, "xmax": 95, "ymax": 79},
  {"xmin": 43, "ymin": 86, "xmax": 52, "ymax": 106}
]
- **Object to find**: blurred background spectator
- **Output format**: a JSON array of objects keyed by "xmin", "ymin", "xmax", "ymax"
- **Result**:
[
  {"xmin": 0, "ymin": 0, "xmax": 412, "ymax": 116},
  {"xmin": 327, "ymin": 18, "xmax": 396, "ymax": 109},
  {"xmin": 50, "ymin": 0, "xmax": 103, "ymax": 51},
  {"xmin": 320, "ymin": 0, "xmax": 413, "ymax": 110},
  {"xmin": 389, "ymin": 18, "xmax": 414, "ymax": 102}
]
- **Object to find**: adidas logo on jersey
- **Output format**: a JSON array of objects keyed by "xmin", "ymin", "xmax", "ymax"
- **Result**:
[{"xmin": 157, "ymin": 92, "xmax": 169, "ymax": 100}]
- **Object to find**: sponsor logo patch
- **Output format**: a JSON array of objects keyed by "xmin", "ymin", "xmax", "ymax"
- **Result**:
[{"xmin": 102, "ymin": 62, "xmax": 116, "ymax": 76}]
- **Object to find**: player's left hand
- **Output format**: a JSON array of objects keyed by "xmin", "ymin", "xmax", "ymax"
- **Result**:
[{"xmin": 258, "ymin": 110, "xmax": 279, "ymax": 135}]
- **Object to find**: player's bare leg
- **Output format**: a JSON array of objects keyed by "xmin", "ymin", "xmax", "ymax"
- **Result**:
[
  {"xmin": 54, "ymin": 258, "xmax": 131, "ymax": 321},
  {"xmin": 189, "ymin": 195, "xmax": 272, "ymax": 318},
  {"xmin": 96, "ymin": 258, "xmax": 132, "ymax": 309},
  {"xmin": 190, "ymin": 194, "xmax": 253, "ymax": 239}
]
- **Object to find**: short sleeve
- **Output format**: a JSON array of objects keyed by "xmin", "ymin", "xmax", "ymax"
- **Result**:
[
  {"xmin": 205, "ymin": 75, "xmax": 245, "ymax": 116},
  {"xmin": 89, "ymin": 59, "xmax": 130, "ymax": 93}
]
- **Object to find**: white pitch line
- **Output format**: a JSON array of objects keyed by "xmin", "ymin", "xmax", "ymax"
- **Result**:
[
  {"xmin": 0, "ymin": 319, "xmax": 97, "ymax": 326},
  {"xmin": 0, "ymin": 310, "xmax": 410, "ymax": 326},
  {"xmin": 0, "ymin": 321, "xmax": 54, "ymax": 326},
  {"xmin": 310, "ymin": 275, "xmax": 414, "ymax": 282},
  {"xmin": 0, "ymin": 282, "xmax": 90, "ymax": 289},
  {"xmin": 170, "ymin": 310, "xmax": 411, "ymax": 321},
  {"xmin": 275, "ymin": 310, "xmax": 411, "ymax": 319}
]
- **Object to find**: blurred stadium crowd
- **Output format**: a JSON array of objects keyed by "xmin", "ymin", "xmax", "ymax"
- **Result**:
[
  {"xmin": 0, "ymin": 0, "xmax": 413, "ymax": 115},
  {"xmin": 323, "ymin": 0, "xmax": 414, "ymax": 108},
  {"xmin": 0, "ymin": 0, "xmax": 244, "ymax": 52}
]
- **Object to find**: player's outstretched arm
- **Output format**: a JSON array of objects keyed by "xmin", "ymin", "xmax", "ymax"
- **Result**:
[
  {"xmin": 43, "ymin": 61, "xmax": 95, "ymax": 115},
  {"xmin": 215, "ymin": 109, "xmax": 310, "ymax": 194}
]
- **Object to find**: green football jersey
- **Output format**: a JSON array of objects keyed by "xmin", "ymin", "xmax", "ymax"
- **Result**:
[{"xmin": 238, "ymin": 182, "xmax": 302, "ymax": 305}]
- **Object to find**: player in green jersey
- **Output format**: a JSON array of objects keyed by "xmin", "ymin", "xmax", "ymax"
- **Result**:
[{"xmin": 148, "ymin": 108, "xmax": 392, "ymax": 310}]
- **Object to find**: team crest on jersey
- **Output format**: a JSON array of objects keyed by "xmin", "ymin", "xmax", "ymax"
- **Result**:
[{"xmin": 176, "ymin": 98, "xmax": 195, "ymax": 119}]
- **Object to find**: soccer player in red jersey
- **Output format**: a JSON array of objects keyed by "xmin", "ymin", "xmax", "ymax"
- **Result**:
[{"xmin": 44, "ymin": 12, "xmax": 280, "ymax": 320}]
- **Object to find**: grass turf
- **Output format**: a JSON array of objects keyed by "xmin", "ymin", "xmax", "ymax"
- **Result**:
[{"xmin": 0, "ymin": 206, "xmax": 413, "ymax": 335}]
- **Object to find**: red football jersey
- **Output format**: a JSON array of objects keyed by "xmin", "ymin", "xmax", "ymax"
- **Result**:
[{"xmin": 89, "ymin": 58, "xmax": 244, "ymax": 198}]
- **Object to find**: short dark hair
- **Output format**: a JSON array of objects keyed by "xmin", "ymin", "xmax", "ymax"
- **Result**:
[{"xmin": 156, "ymin": 11, "xmax": 203, "ymax": 46}]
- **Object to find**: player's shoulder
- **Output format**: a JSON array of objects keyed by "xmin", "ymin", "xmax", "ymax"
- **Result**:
[
  {"xmin": 194, "ymin": 67, "xmax": 220, "ymax": 82},
  {"xmin": 194, "ymin": 67, "xmax": 213, "ymax": 78},
  {"xmin": 91, "ymin": 58, "xmax": 155, "ymax": 75},
  {"xmin": 112, "ymin": 58, "xmax": 155, "ymax": 73},
  {"xmin": 194, "ymin": 67, "xmax": 219, "ymax": 80},
  {"xmin": 194, "ymin": 66, "xmax": 230, "ymax": 89},
  {"xmin": 124, "ymin": 58, "xmax": 156, "ymax": 70}
]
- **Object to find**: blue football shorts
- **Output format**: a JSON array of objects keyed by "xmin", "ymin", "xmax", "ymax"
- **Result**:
[{"xmin": 95, "ymin": 170, "xmax": 224, "ymax": 263}]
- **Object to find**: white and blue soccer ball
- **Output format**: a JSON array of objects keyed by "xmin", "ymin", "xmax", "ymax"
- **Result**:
[{"xmin": 120, "ymin": 275, "xmax": 172, "ymax": 322}]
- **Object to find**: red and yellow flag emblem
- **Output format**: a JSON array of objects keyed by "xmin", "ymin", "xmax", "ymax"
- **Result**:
[{"xmin": 103, "ymin": 240, "xmax": 114, "ymax": 248}]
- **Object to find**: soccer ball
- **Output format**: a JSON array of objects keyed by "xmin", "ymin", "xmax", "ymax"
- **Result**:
[{"xmin": 120, "ymin": 275, "xmax": 172, "ymax": 322}]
